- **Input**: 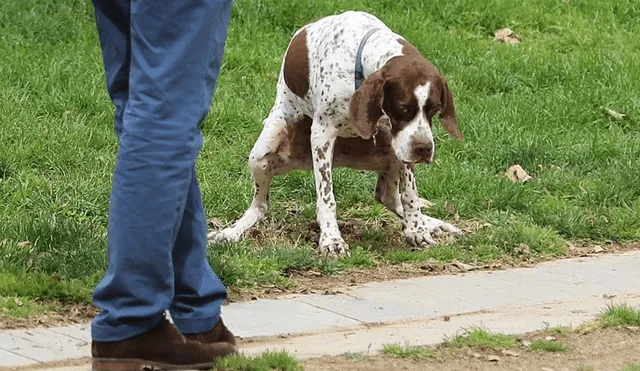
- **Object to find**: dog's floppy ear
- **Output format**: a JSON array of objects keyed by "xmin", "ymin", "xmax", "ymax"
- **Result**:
[
  {"xmin": 349, "ymin": 70, "xmax": 385, "ymax": 140},
  {"xmin": 439, "ymin": 78, "xmax": 462, "ymax": 140}
]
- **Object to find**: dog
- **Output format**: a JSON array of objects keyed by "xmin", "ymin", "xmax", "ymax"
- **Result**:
[{"xmin": 208, "ymin": 11, "xmax": 462, "ymax": 256}]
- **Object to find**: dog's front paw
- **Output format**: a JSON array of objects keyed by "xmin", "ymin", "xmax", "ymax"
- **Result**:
[
  {"xmin": 318, "ymin": 232, "xmax": 350, "ymax": 257},
  {"xmin": 207, "ymin": 228, "xmax": 243, "ymax": 244},
  {"xmin": 403, "ymin": 215, "xmax": 462, "ymax": 248}
]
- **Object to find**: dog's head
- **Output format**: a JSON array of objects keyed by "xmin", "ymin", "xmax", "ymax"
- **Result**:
[{"xmin": 349, "ymin": 40, "xmax": 461, "ymax": 164}]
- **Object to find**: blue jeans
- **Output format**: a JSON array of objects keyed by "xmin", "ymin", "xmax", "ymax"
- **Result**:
[{"xmin": 89, "ymin": 0, "xmax": 233, "ymax": 342}]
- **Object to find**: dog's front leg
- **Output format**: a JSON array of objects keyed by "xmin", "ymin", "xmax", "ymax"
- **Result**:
[
  {"xmin": 310, "ymin": 119, "xmax": 349, "ymax": 256},
  {"xmin": 399, "ymin": 163, "xmax": 461, "ymax": 247}
]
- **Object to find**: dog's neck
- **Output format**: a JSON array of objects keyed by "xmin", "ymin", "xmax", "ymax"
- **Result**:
[{"xmin": 359, "ymin": 31, "xmax": 407, "ymax": 82}]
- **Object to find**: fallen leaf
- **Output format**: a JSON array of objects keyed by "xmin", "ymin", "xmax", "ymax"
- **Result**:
[
  {"xmin": 323, "ymin": 290, "xmax": 343, "ymax": 296},
  {"xmin": 592, "ymin": 245, "xmax": 605, "ymax": 253},
  {"xmin": 605, "ymin": 107, "xmax": 625, "ymax": 121},
  {"xmin": 501, "ymin": 349, "xmax": 520, "ymax": 357},
  {"xmin": 14, "ymin": 298, "xmax": 24, "ymax": 307},
  {"xmin": 471, "ymin": 352, "xmax": 482, "ymax": 359},
  {"xmin": 506, "ymin": 165, "xmax": 533, "ymax": 183},
  {"xmin": 451, "ymin": 260, "xmax": 480, "ymax": 272},
  {"xmin": 17, "ymin": 241, "xmax": 31, "ymax": 247},
  {"xmin": 521, "ymin": 340, "xmax": 532, "ymax": 347},
  {"xmin": 420, "ymin": 263, "xmax": 441, "ymax": 272},
  {"xmin": 445, "ymin": 201, "xmax": 456, "ymax": 215},
  {"xmin": 544, "ymin": 336, "xmax": 557, "ymax": 341},
  {"xmin": 487, "ymin": 355, "xmax": 501, "ymax": 362},
  {"xmin": 494, "ymin": 28, "xmax": 521, "ymax": 44},
  {"xmin": 517, "ymin": 243, "xmax": 532, "ymax": 256},
  {"xmin": 207, "ymin": 218, "xmax": 224, "ymax": 229},
  {"xmin": 419, "ymin": 198, "xmax": 434, "ymax": 209}
]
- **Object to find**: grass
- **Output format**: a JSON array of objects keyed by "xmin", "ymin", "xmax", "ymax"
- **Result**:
[
  {"xmin": 1, "ymin": 0, "xmax": 640, "ymax": 313},
  {"xmin": 381, "ymin": 342, "xmax": 434, "ymax": 360},
  {"xmin": 0, "ymin": 295, "xmax": 55, "ymax": 319},
  {"xmin": 621, "ymin": 364, "xmax": 640, "ymax": 371},
  {"xmin": 213, "ymin": 351, "xmax": 302, "ymax": 371},
  {"xmin": 529, "ymin": 339, "xmax": 569, "ymax": 352},
  {"xmin": 340, "ymin": 352, "xmax": 366, "ymax": 362},
  {"xmin": 445, "ymin": 326, "xmax": 517, "ymax": 349},
  {"xmin": 599, "ymin": 303, "xmax": 640, "ymax": 328}
]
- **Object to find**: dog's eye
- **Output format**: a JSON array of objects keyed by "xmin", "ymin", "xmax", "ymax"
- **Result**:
[{"xmin": 398, "ymin": 104, "xmax": 411, "ymax": 114}]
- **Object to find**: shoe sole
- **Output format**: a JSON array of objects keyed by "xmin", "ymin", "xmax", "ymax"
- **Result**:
[{"xmin": 92, "ymin": 358, "xmax": 214, "ymax": 371}]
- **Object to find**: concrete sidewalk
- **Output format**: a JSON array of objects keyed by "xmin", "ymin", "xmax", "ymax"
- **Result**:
[{"xmin": 2, "ymin": 251, "xmax": 639, "ymax": 370}]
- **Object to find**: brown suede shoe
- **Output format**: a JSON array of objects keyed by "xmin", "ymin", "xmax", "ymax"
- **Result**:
[
  {"xmin": 92, "ymin": 317, "xmax": 237, "ymax": 371},
  {"xmin": 183, "ymin": 318, "xmax": 237, "ymax": 345}
]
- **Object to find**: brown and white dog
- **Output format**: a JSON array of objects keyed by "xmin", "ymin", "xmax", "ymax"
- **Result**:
[{"xmin": 208, "ymin": 11, "xmax": 462, "ymax": 256}]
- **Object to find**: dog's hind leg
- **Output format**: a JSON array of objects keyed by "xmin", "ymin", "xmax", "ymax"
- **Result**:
[
  {"xmin": 374, "ymin": 162, "xmax": 404, "ymax": 218},
  {"xmin": 208, "ymin": 112, "xmax": 294, "ymax": 243}
]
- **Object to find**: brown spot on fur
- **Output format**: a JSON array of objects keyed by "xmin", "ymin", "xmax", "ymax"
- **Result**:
[
  {"xmin": 318, "ymin": 163, "xmax": 333, "ymax": 196},
  {"xmin": 349, "ymin": 70, "xmax": 385, "ymax": 139},
  {"xmin": 283, "ymin": 29, "xmax": 310, "ymax": 98},
  {"xmin": 274, "ymin": 117, "xmax": 397, "ymax": 173}
]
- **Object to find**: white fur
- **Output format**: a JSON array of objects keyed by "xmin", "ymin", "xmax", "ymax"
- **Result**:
[{"xmin": 391, "ymin": 83, "xmax": 435, "ymax": 163}]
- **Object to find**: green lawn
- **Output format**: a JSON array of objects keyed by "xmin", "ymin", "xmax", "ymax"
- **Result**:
[{"xmin": 1, "ymin": 0, "xmax": 639, "ymax": 314}]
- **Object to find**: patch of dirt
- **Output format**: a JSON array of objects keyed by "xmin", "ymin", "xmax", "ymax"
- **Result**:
[
  {"xmin": 0, "ymin": 303, "xmax": 97, "ymax": 330},
  {"xmin": 304, "ymin": 327, "xmax": 640, "ymax": 371},
  {"xmin": 228, "ymin": 240, "xmax": 640, "ymax": 302}
]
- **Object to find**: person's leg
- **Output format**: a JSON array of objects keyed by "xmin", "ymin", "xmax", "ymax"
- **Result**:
[
  {"xmin": 91, "ymin": 0, "xmax": 172, "ymax": 342},
  {"xmin": 167, "ymin": 0, "xmax": 232, "ymax": 335},
  {"xmin": 91, "ymin": 0, "xmax": 233, "ymax": 343},
  {"xmin": 91, "ymin": 0, "xmax": 130, "ymax": 140},
  {"xmin": 169, "ymin": 167, "xmax": 231, "ymax": 335}
]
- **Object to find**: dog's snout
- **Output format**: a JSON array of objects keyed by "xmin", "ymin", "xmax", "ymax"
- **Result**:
[{"xmin": 412, "ymin": 141, "xmax": 433, "ymax": 163}]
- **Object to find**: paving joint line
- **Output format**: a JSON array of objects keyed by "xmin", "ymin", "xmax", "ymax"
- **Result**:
[
  {"xmin": 295, "ymin": 299, "xmax": 366, "ymax": 324},
  {"xmin": 0, "ymin": 347, "xmax": 40, "ymax": 363},
  {"xmin": 49, "ymin": 329, "xmax": 89, "ymax": 344}
]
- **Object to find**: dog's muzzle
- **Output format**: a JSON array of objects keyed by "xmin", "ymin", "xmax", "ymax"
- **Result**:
[{"xmin": 411, "ymin": 141, "xmax": 434, "ymax": 164}]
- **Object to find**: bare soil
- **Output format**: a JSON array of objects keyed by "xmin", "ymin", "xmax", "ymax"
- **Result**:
[
  {"xmin": 0, "ymin": 303, "xmax": 96, "ymax": 330},
  {"xmin": 304, "ymin": 327, "xmax": 640, "ymax": 371}
]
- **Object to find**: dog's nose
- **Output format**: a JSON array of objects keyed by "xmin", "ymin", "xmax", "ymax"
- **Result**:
[{"xmin": 412, "ymin": 142, "xmax": 433, "ymax": 163}]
